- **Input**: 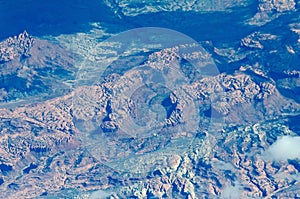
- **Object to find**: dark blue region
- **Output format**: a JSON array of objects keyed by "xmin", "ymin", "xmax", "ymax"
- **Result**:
[
  {"xmin": 23, "ymin": 163, "xmax": 38, "ymax": 174},
  {"xmin": 122, "ymin": 3, "xmax": 258, "ymax": 43},
  {"xmin": 0, "ymin": 163, "xmax": 12, "ymax": 173},
  {"xmin": 0, "ymin": 0, "xmax": 258, "ymax": 43},
  {"xmin": 0, "ymin": 0, "xmax": 121, "ymax": 40}
]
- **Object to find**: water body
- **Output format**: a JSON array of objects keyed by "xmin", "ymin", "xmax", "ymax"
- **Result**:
[
  {"xmin": 0, "ymin": 0, "xmax": 119, "ymax": 39},
  {"xmin": 0, "ymin": 0, "xmax": 257, "ymax": 43}
]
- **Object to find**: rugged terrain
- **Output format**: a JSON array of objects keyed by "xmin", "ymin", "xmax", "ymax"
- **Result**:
[{"xmin": 0, "ymin": 0, "xmax": 300, "ymax": 198}]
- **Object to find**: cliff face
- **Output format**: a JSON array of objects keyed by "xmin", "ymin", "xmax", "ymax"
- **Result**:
[{"xmin": 0, "ymin": 32, "xmax": 76, "ymax": 104}]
